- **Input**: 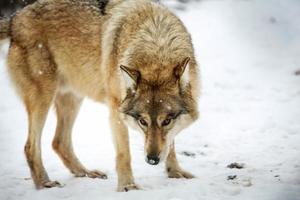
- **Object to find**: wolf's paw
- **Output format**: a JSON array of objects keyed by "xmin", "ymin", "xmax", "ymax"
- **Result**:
[
  {"xmin": 117, "ymin": 183, "xmax": 140, "ymax": 192},
  {"xmin": 39, "ymin": 180, "xmax": 64, "ymax": 189},
  {"xmin": 74, "ymin": 170, "xmax": 107, "ymax": 179},
  {"xmin": 167, "ymin": 168, "xmax": 195, "ymax": 179}
]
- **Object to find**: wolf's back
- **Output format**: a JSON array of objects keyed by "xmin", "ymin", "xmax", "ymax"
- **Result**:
[{"xmin": 0, "ymin": 18, "xmax": 10, "ymax": 40}]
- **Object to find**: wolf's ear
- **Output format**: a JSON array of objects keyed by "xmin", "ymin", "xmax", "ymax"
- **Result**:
[
  {"xmin": 173, "ymin": 57, "xmax": 190, "ymax": 85},
  {"xmin": 120, "ymin": 65, "xmax": 141, "ymax": 88}
]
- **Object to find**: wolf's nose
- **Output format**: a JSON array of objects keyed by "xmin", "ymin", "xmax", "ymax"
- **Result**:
[{"xmin": 146, "ymin": 155, "xmax": 160, "ymax": 165}]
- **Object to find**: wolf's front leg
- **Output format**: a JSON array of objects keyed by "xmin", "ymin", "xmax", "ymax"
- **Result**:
[
  {"xmin": 166, "ymin": 143, "xmax": 195, "ymax": 179},
  {"xmin": 109, "ymin": 106, "xmax": 139, "ymax": 192}
]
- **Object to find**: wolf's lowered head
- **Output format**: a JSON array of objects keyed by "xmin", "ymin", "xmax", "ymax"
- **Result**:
[{"xmin": 120, "ymin": 57, "xmax": 197, "ymax": 165}]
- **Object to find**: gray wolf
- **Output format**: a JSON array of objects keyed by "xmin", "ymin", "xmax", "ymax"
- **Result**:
[{"xmin": 0, "ymin": 0, "xmax": 200, "ymax": 192}]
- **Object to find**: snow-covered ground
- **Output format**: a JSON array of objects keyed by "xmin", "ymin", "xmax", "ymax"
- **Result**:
[{"xmin": 1, "ymin": 0, "xmax": 300, "ymax": 199}]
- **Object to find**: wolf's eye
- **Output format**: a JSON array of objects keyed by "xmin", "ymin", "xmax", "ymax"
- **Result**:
[
  {"xmin": 162, "ymin": 118, "xmax": 171, "ymax": 127},
  {"xmin": 139, "ymin": 119, "xmax": 148, "ymax": 127}
]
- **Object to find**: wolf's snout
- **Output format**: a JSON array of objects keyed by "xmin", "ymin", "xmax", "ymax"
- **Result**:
[{"xmin": 146, "ymin": 155, "xmax": 160, "ymax": 165}]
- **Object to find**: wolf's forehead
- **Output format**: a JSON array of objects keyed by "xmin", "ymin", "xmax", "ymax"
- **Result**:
[
  {"xmin": 144, "ymin": 98, "xmax": 171, "ymax": 112},
  {"xmin": 147, "ymin": 98, "xmax": 173, "ymax": 107},
  {"xmin": 142, "ymin": 95, "xmax": 181, "ymax": 115}
]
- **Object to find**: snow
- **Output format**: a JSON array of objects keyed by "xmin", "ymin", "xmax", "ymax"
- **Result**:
[{"xmin": 1, "ymin": 0, "xmax": 300, "ymax": 199}]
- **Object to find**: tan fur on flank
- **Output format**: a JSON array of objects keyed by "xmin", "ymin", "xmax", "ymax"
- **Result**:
[{"xmin": 0, "ymin": 0, "xmax": 200, "ymax": 191}]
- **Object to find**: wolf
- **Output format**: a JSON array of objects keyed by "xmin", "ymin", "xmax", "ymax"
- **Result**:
[{"xmin": 0, "ymin": 0, "xmax": 200, "ymax": 192}]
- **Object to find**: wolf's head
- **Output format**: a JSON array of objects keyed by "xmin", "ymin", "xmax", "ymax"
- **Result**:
[{"xmin": 119, "ymin": 57, "xmax": 197, "ymax": 165}]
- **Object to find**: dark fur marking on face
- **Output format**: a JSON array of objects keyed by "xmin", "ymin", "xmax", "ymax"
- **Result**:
[
  {"xmin": 126, "ymin": 111, "xmax": 140, "ymax": 120},
  {"xmin": 168, "ymin": 110, "xmax": 185, "ymax": 119}
]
